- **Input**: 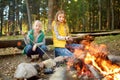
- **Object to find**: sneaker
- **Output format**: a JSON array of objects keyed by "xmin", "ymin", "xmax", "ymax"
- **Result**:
[{"xmin": 44, "ymin": 68, "xmax": 53, "ymax": 74}]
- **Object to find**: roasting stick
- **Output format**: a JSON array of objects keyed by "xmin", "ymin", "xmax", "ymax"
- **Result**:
[
  {"xmin": 29, "ymin": 38, "xmax": 51, "ymax": 59},
  {"xmin": 22, "ymin": 32, "xmax": 51, "ymax": 59}
]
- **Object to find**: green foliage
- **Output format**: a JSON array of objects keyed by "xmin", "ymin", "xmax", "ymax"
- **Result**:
[
  {"xmin": 95, "ymin": 34, "xmax": 120, "ymax": 44},
  {"xmin": 63, "ymin": 0, "xmax": 89, "ymax": 32},
  {"xmin": 0, "ymin": 35, "xmax": 23, "ymax": 40},
  {"xmin": 0, "ymin": 0, "xmax": 120, "ymax": 35},
  {"xmin": 44, "ymin": 30, "xmax": 52, "ymax": 36}
]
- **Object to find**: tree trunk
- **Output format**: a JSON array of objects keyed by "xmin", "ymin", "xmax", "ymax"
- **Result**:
[
  {"xmin": 0, "ymin": 6, "xmax": 3, "ymax": 36},
  {"xmin": 89, "ymin": 0, "xmax": 92, "ymax": 32},
  {"xmin": 98, "ymin": 0, "xmax": 102, "ymax": 30},
  {"xmin": 25, "ymin": 0, "xmax": 32, "ymax": 30},
  {"xmin": 106, "ymin": 0, "xmax": 110, "ymax": 30},
  {"xmin": 48, "ymin": 0, "xmax": 54, "ymax": 31},
  {"xmin": 15, "ymin": 0, "xmax": 20, "ymax": 32},
  {"xmin": 8, "ymin": 0, "xmax": 15, "ymax": 35},
  {"xmin": 110, "ymin": 0, "xmax": 114, "ymax": 30}
]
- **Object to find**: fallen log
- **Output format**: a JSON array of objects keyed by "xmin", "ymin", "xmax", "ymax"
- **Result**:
[
  {"xmin": 1, "ymin": 30, "xmax": 120, "ymax": 49},
  {"xmin": 0, "ymin": 34, "xmax": 91, "ymax": 49},
  {"xmin": 87, "ymin": 65, "xmax": 103, "ymax": 79},
  {"xmin": 0, "ymin": 38, "xmax": 53, "ymax": 49},
  {"xmin": 108, "ymin": 54, "xmax": 120, "ymax": 63}
]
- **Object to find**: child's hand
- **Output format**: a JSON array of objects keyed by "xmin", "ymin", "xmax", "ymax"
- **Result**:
[
  {"xmin": 21, "ymin": 31, "xmax": 27, "ymax": 36},
  {"xmin": 32, "ymin": 44, "xmax": 37, "ymax": 51},
  {"xmin": 66, "ymin": 36, "xmax": 73, "ymax": 42}
]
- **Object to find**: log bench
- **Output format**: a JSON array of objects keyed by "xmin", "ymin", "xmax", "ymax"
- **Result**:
[
  {"xmin": 0, "ymin": 37, "xmax": 53, "ymax": 49},
  {"xmin": 0, "ymin": 30, "xmax": 120, "ymax": 49}
]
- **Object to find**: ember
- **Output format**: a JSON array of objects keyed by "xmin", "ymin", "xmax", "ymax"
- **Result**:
[
  {"xmin": 67, "ymin": 35, "xmax": 120, "ymax": 80},
  {"xmin": 73, "ymin": 59, "xmax": 94, "ymax": 79}
]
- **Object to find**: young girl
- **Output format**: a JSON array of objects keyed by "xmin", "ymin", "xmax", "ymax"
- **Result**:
[
  {"xmin": 23, "ymin": 20, "xmax": 47, "ymax": 61},
  {"xmin": 52, "ymin": 10, "xmax": 82, "ymax": 57}
]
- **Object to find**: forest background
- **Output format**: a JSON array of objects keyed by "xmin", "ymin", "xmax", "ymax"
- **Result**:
[{"xmin": 0, "ymin": 0, "xmax": 120, "ymax": 37}]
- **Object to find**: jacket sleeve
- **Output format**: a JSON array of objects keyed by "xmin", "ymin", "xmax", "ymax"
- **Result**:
[
  {"xmin": 35, "ymin": 37, "xmax": 45, "ymax": 46},
  {"xmin": 52, "ymin": 22, "xmax": 66, "ymax": 40},
  {"xmin": 35, "ymin": 31, "xmax": 45, "ymax": 46},
  {"xmin": 23, "ymin": 36, "xmax": 29, "ymax": 45},
  {"xmin": 23, "ymin": 31, "xmax": 31, "ymax": 45}
]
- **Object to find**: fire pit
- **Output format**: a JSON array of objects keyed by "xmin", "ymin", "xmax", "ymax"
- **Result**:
[
  {"xmin": 12, "ymin": 35, "xmax": 120, "ymax": 80},
  {"xmin": 65, "ymin": 36, "xmax": 120, "ymax": 80}
]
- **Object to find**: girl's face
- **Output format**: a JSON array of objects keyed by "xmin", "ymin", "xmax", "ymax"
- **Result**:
[
  {"xmin": 57, "ymin": 13, "xmax": 65, "ymax": 23},
  {"xmin": 33, "ymin": 21, "xmax": 42, "ymax": 33}
]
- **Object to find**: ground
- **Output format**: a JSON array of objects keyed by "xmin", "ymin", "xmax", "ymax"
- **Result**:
[
  {"xmin": 0, "ymin": 34, "xmax": 120, "ymax": 80},
  {"xmin": 0, "ymin": 50, "xmax": 54, "ymax": 80}
]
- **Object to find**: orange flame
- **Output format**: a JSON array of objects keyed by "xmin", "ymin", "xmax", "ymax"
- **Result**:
[{"xmin": 67, "ymin": 38, "xmax": 120, "ymax": 79}]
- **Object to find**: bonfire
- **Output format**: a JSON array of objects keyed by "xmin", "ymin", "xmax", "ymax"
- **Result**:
[
  {"xmin": 66, "ymin": 35, "xmax": 120, "ymax": 80},
  {"xmin": 14, "ymin": 35, "xmax": 120, "ymax": 80}
]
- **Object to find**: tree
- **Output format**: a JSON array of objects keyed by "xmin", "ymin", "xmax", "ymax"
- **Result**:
[
  {"xmin": 110, "ymin": 0, "xmax": 114, "ymax": 30},
  {"xmin": 98, "ymin": 0, "xmax": 102, "ymax": 30},
  {"xmin": 25, "ymin": 0, "xmax": 32, "ymax": 30},
  {"xmin": 0, "ymin": 0, "xmax": 4, "ymax": 35},
  {"xmin": 48, "ymin": 0, "xmax": 54, "ymax": 31},
  {"xmin": 106, "ymin": 0, "xmax": 110, "ymax": 30}
]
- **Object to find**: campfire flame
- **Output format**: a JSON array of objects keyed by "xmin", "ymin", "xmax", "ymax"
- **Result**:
[{"xmin": 67, "ymin": 36, "xmax": 120, "ymax": 80}]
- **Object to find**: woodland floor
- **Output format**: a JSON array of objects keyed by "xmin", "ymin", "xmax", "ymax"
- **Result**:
[{"xmin": 0, "ymin": 34, "xmax": 120, "ymax": 80}]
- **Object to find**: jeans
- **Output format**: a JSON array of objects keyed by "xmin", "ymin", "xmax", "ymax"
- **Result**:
[
  {"xmin": 55, "ymin": 44, "xmax": 83, "ymax": 57},
  {"xmin": 24, "ymin": 44, "xmax": 47, "ymax": 58},
  {"xmin": 67, "ymin": 43, "xmax": 84, "ymax": 49},
  {"xmin": 55, "ymin": 48, "xmax": 73, "ymax": 57}
]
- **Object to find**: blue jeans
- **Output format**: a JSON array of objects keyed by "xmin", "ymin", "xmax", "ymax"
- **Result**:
[
  {"xmin": 55, "ymin": 44, "xmax": 83, "ymax": 57},
  {"xmin": 24, "ymin": 44, "xmax": 47, "ymax": 58},
  {"xmin": 55, "ymin": 48, "xmax": 73, "ymax": 57}
]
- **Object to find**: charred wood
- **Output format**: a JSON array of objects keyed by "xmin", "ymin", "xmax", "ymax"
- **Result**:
[
  {"xmin": 87, "ymin": 65, "xmax": 103, "ymax": 80},
  {"xmin": 108, "ymin": 54, "xmax": 120, "ymax": 63}
]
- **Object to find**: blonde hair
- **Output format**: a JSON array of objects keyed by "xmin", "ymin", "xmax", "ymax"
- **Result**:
[
  {"xmin": 54, "ymin": 10, "xmax": 67, "ymax": 25},
  {"xmin": 33, "ymin": 20, "xmax": 42, "ymax": 28}
]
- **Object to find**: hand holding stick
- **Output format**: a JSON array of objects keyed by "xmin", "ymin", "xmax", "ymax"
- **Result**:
[
  {"xmin": 65, "ymin": 36, "xmax": 73, "ymax": 42},
  {"xmin": 21, "ymin": 31, "xmax": 51, "ymax": 59}
]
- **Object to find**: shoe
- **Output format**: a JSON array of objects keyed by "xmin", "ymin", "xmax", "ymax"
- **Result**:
[{"xmin": 44, "ymin": 68, "xmax": 53, "ymax": 74}]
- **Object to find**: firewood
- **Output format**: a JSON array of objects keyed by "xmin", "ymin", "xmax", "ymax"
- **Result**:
[
  {"xmin": 108, "ymin": 55, "xmax": 120, "ymax": 63},
  {"xmin": 87, "ymin": 64, "xmax": 103, "ymax": 79},
  {"xmin": 42, "ymin": 59, "xmax": 56, "ymax": 68},
  {"xmin": 54, "ymin": 56, "xmax": 67, "ymax": 62},
  {"xmin": 42, "ymin": 56, "xmax": 68, "ymax": 68}
]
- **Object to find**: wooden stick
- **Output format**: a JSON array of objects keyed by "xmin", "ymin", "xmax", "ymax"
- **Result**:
[{"xmin": 87, "ymin": 64, "xmax": 103, "ymax": 79}]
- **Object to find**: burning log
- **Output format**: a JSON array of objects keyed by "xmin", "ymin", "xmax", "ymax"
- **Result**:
[
  {"xmin": 64, "ymin": 35, "xmax": 120, "ymax": 80},
  {"xmin": 67, "ymin": 58, "xmax": 102, "ymax": 79},
  {"xmin": 108, "ymin": 54, "xmax": 120, "ymax": 63},
  {"xmin": 87, "ymin": 65, "xmax": 103, "ymax": 79}
]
